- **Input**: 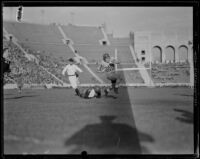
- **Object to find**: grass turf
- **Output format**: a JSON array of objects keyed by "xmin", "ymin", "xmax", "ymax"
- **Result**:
[{"xmin": 3, "ymin": 87, "xmax": 193, "ymax": 154}]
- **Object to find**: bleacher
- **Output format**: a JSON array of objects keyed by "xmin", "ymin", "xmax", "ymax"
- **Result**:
[
  {"xmin": 74, "ymin": 45, "xmax": 135, "ymax": 64},
  {"xmin": 4, "ymin": 21, "xmax": 74, "ymax": 59},
  {"xmin": 4, "ymin": 21, "xmax": 62, "ymax": 43},
  {"xmin": 115, "ymin": 45, "xmax": 135, "ymax": 63},
  {"xmin": 87, "ymin": 64, "xmax": 143, "ymax": 84},
  {"xmin": 151, "ymin": 63, "xmax": 190, "ymax": 83},
  {"xmin": 3, "ymin": 21, "xmax": 191, "ymax": 86},
  {"xmin": 61, "ymin": 24, "xmax": 104, "ymax": 44},
  {"xmin": 122, "ymin": 70, "xmax": 144, "ymax": 84},
  {"xmin": 74, "ymin": 45, "xmax": 115, "ymax": 63},
  {"xmin": 107, "ymin": 34, "xmax": 130, "ymax": 46},
  {"xmin": 20, "ymin": 42, "xmax": 74, "ymax": 59},
  {"xmin": 3, "ymin": 41, "xmax": 63, "ymax": 85}
]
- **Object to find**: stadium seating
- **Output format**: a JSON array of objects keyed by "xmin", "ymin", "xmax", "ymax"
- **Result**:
[
  {"xmin": 3, "ymin": 21, "xmax": 191, "ymax": 86},
  {"xmin": 74, "ymin": 45, "xmax": 135, "ymax": 64},
  {"xmin": 4, "ymin": 21, "xmax": 63, "ymax": 44},
  {"xmin": 122, "ymin": 70, "xmax": 144, "ymax": 84},
  {"xmin": 20, "ymin": 42, "xmax": 74, "ymax": 59},
  {"xmin": 61, "ymin": 24, "xmax": 104, "ymax": 44},
  {"xmin": 108, "ymin": 35, "xmax": 131, "ymax": 46},
  {"xmin": 3, "ymin": 40, "xmax": 67, "ymax": 85},
  {"xmin": 151, "ymin": 63, "xmax": 190, "ymax": 83},
  {"xmin": 74, "ymin": 45, "xmax": 115, "ymax": 63},
  {"xmin": 87, "ymin": 64, "xmax": 144, "ymax": 84},
  {"xmin": 114, "ymin": 45, "xmax": 135, "ymax": 63}
]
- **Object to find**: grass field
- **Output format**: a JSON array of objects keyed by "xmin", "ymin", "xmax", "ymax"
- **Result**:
[{"xmin": 3, "ymin": 87, "xmax": 193, "ymax": 154}]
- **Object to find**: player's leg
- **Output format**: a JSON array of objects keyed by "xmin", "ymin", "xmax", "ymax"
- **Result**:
[
  {"xmin": 104, "ymin": 73, "xmax": 114, "ymax": 96},
  {"xmin": 69, "ymin": 76, "xmax": 81, "ymax": 96},
  {"xmin": 76, "ymin": 77, "xmax": 80, "ymax": 85},
  {"xmin": 75, "ymin": 72, "xmax": 80, "ymax": 85},
  {"xmin": 113, "ymin": 72, "xmax": 122, "ymax": 94},
  {"xmin": 82, "ymin": 89, "xmax": 90, "ymax": 99},
  {"xmin": 106, "ymin": 72, "xmax": 119, "ymax": 94}
]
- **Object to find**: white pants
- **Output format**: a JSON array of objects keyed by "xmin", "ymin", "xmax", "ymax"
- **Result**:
[{"xmin": 68, "ymin": 76, "xmax": 79, "ymax": 89}]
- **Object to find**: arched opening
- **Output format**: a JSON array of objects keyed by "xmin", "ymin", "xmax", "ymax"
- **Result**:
[
  {"xmin": 178, "ymin": 45, "xmax": 188, "ymax": 62},
  {"xmin": 165, "ymin": 45, "xmax": 175, "ymax": 62},
  {"xmin": 152, "ymin": 46, "xmax": 162, "ymax": 63}
]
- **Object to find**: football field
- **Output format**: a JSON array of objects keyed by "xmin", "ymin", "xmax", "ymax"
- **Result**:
[{"xmin": 3, "ymin": 87, "xmax": 193, "ymax": 154}]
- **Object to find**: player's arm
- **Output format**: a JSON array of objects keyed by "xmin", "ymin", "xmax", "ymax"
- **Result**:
[
  {"xmin": 97, "ymin": 62, "xmax": 106, "ymax": 72},
  {"xmin": 75, "ymin": 65, "xmax": 83, "ymax": 73},
  {"xmin": 62, "ymin": 65, "xmax": 68, "ymax": 75},
  {"xmin": 111, "ymin": 57, "xmax": 120, "ymax": 64}
]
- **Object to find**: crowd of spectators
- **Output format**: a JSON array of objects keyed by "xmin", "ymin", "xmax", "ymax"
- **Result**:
[
  {"xmin": 3, "ymin": 41, "xmax": 65, "ymax": 85},
  {"xmin": 151, "ymin": 62, "xmax": 190, "ymax": 83},
  {"xmin": 3, "ymin": 39, "xmax": 191, "ymax": 85},
  {"xmin": 21, "ymin": 44, "xmax": 69, "ymax": 83}
]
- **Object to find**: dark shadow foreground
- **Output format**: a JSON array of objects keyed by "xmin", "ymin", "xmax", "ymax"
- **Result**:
[
  {"xmin": 174, "ymin": 108, "xmax": 193, "ymax": 124},
  {"xmin": 65, "ymin": 115, "xmax": 154, "ymax": 154},
  {"xmin": 65, "ymin": 63, "xmax": 154, "ymax": 154}
]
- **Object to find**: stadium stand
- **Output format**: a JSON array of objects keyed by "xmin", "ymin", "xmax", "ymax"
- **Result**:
[
  {"xmin": 115, "ymin": 45, "xmax": 135, "ymax": 63},
  {"xmin": 61, "ymin": 24, "xmax": 104, "ymax": 44},
  {"xmin": 3, "ymin": 40, "xmax": 67, "ymax": 85},
  {"xmin": 3, "ymin": 21, "xmax": 191, "ymax": 86},
  {"xmin": 4, "ymin": 21, "xmax": 62, "ymax": 43},
  {"xmin": 122, "ymin": 70, "xmax": 144, "ymax": 84},
  {"xmin": 107, "ymin": 34, "xmax": 131, "ymax": 46},
  {"xmin": 74, "ymin": 45, "xmax": 115, "ymax": 63},
  {"xmin": 20, "ymin": 42, "xmax": 74, "ymax": 59},
  {"xmin": 74, "ymin": 45, "xmax": 135, "ymax": 64},
  {"xmin": 151, "ymin": 63, "xmax": 190, "ymax": 83},
  {"xmin": 4, "ymin": 21, "xmax": 74, "ymax": 59}
]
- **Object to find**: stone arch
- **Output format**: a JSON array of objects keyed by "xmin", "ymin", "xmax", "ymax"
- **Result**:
[
  {"xmin": 165, "ymin": 45, "xmax": 175, "ymax": 62},
  {"xmin": 152, "ymin": 46, "xmax": 162, "ymax": 63},
  {"xmin": 178, "ymin": 45, "xmax": 188, "ymax": 62}
]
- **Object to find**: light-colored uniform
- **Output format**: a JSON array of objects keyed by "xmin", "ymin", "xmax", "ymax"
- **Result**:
[
  {"xmin": 62, "ymin": 64, "xmax": 83, "ymax": 89},
  {"xmin": 88, "ymin": 89, "xmax": 96, "ymax": 98}
]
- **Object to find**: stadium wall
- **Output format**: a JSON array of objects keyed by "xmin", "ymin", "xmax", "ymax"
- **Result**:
[{"xmin": 134, "ymin": 31, "xmax": 193, "ymax": 64}]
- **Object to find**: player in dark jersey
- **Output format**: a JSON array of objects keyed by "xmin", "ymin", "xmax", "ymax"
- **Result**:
[
  {"xmin": 97, "ymin": 53, "xmax": 122, "ymax": 96},
  {"xmin": 79, "ymin": 87, "xmax": 101, "ymax": 99}
]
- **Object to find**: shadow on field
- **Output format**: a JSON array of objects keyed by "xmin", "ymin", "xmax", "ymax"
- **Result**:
[
  {"xmin": 174, "ymin": 108, "xmax": 193, "ymax": 124},
  {"xmin": 104, "ymin": 94, "xmax": 117, "ymax": 99},
  {"xmin": 4, "ymin": 95, "xmax": 38, "ymax": 100},
  {"xmin": 65, "ymin": 115, "xmax": 154, "ymax": 154}
]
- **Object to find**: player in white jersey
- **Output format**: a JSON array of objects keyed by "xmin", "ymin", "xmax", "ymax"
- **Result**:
[{"xmin": 62, "ymin": 58, "xmax": 83, "ymax": 96}]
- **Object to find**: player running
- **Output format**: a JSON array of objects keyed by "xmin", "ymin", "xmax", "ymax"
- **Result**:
[
  {"xmin": 62, "ymin": 58, "xmax": 82, "ymax": 96},
  {"xmin": 97, "ymin": 53, "xmax": 122, "ymax": 96}
]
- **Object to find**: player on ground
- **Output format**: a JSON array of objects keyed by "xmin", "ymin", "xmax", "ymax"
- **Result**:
[
  {"xmin": 78, "ymin": 87, "xmax": 101, "ymax": 99},
  {"xmin": 97, "ymin": 53, "xmax": 122, "ymax": 96},
  {"xmin": 62, "ymin": 58, "xmax": 82, "ymax": 96}
]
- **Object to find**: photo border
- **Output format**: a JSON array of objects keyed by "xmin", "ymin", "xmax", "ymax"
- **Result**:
[{"xmin": 1, "ymin": 1, "xmax": 199, "ymax": 159}]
